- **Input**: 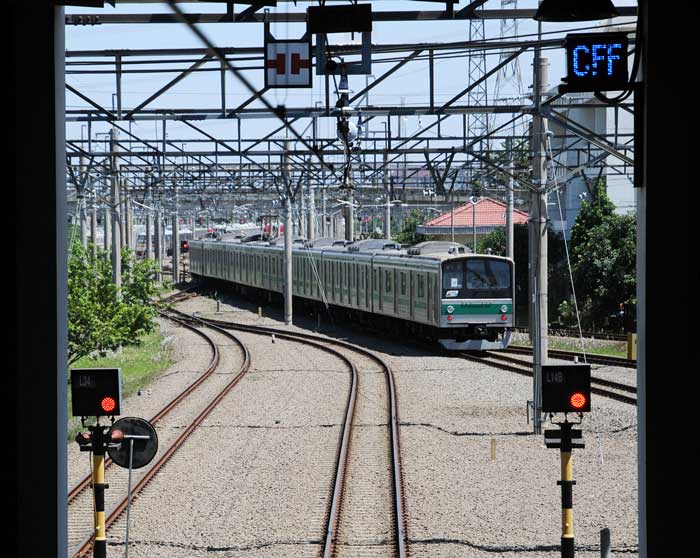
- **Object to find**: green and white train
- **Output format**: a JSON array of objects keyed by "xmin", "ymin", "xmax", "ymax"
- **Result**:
[{"xmin": 189, "ymin": 237, "xmax": 514, "ymax": 350}]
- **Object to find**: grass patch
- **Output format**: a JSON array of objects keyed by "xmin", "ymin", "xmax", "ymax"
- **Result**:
[
  {"xmin": 512, "ymin": 337, "xmax": 628, "ymax": 358},
  {"xmin": 67, "ymin": 328, "xmax": 175, "ymax": 441}
]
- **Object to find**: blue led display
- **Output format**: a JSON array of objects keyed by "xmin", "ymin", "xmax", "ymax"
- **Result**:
[{"xmin": 562, "ymin": 33, "xmax": 629, "ymax": 93}]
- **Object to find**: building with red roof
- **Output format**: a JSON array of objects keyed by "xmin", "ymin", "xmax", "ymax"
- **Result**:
[{"xmin": 416, "ymin": 198, "xmax": 528, "ymax": 248}]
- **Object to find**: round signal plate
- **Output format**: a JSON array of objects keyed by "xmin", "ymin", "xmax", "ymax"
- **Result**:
[{"xmin": 107, "ymin": 417, "xmax": 158, "ymax": 470}]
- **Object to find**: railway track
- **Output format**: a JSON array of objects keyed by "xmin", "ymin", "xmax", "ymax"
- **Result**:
[
  {"xmin": 515, "ymin": 327, "xmax": 631, "ymax": 342},
  {"xmin": 168, "ymin": 305, "xmax": 407, "ymax": 558},
  {"xmin": 459, "ymin": 350, "xmax": 637, "ymax": 406},
  {"xmin": 504, "ymin": 345, "xmax": 636, "ymax": 369},
  {"xmin": 68, "ymin": 310, "xmax": 251, "ymax": 558}
]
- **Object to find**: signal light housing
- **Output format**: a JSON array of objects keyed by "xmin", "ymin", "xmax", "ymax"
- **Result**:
[
  {"xmin": 541, "ymin": 364, "xmax": 591, "ymax": 413},
  {"xmin": 71, "ymin": 368, "xmax": 122, "ymax": 417}
]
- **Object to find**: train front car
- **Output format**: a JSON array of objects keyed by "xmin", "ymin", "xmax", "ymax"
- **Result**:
[{"xmin": 438, "ymin": 255, "xmax": 514, "ymax": 351}]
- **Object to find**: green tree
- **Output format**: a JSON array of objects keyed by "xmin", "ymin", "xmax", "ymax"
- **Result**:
[
  {"xmin": 68, "ymin": 243, "xmax": 159, "ymax": 365},
  {"xmin": 392, "ymin": 209, "xmax": 427, "ymax": 246},
  {"xmin": 478, "ymin": 227, "xmax": 506, "ymax": 255},
  {"xmin": 569, "ymin": 180, "xmax": 636, "ymax": 329}
]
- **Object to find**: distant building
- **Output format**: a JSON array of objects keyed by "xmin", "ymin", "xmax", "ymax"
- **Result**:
[
  {"xmin": 547, "ymin": 90, "xmax": 635, "ymax": 239},
  {"xmin": 416, "ymin": 198, "xmax": 528, "ymax": 248}
]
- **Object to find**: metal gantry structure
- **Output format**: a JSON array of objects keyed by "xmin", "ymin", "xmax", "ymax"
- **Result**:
[
  {"xmin": 65, "ymin": 1, "xmax": 636, "ymax": 246},
  {"xmin": 14, "ymin": 5, "xmax": 679, "ymax": 558}
]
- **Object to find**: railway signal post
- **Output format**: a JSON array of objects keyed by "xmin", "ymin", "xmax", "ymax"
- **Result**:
[
  {"xmin": 541, "ymin": 364, "xmax": 591, "ymax": 558},
  {"xmin": 71, "ymin": 368, "xmax": 123, "ymax": 558}
]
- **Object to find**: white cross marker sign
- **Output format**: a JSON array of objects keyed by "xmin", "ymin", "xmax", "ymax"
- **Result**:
[{"xmin": 265, "ymin": 38, "xmax": 313, "ymax": 88}]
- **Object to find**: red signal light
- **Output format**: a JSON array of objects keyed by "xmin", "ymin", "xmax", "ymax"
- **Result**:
[
  {"xmin": 569, "ymin": 392, "xmax": 587, "ymax": 410},
  {"xmin": 101, "ymin": 396, "xmax": 117, "ymax": 414}
]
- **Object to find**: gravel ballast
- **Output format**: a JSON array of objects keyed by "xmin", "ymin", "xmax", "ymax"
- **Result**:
[{"xmin": 71, "ymin": 289, "xmax": 638, "ymax": 557}]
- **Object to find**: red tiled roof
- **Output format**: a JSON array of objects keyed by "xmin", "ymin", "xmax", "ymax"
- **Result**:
[{"xmin": 423, "ymin": 198, "xmax": 528, "ymax": 228}]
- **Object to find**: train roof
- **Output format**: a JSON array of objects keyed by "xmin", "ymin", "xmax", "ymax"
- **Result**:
[{"xmin": 192, "ymin": 238, "xmax": 512, "ymax": 263}]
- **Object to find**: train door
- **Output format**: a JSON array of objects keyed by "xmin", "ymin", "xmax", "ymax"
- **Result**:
[
  {"xmin": 383, "ymin": 268, "xmax": 392, "ymax": 314},
  {"xmin": 342, "ymin": 262, "xmax": 347, "ymax": 304},
  {"xmin": 354, "ymin": 263, "xmax": 359, "ymax": 308},
  {"xmin": 409, "ymin": 270, "xmax": 415, "ymax": 319},
  {"xmin": 337, "ymin": 261, "xmax": 341, "ymax": 303},
  {"xmin": 376, "ymin": 267, "xmax": 382, "ymax": 312},
  {"xmin": 433, "ymin": 274, "xmax": 439, "ymax": 324},
  {"xmin": 358, "ymin": 266, "xmax": 363, "ymax": 309},
  {"xmin": 426, "ymin": 272, "xmax": 431, "ymax": 323}
]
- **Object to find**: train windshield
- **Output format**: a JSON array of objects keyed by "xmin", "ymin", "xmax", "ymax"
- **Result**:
[{"xmin": 442, "ymin": 258, "xmax": 512, "ymax": 299}]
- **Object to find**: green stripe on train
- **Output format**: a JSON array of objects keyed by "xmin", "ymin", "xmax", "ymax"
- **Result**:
[{"xmin": 441, "ymin": 303, "xmax": 512, "ymax": 315}]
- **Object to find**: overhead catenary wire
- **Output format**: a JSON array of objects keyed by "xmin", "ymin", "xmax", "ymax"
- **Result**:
[
  {"xmin": 544, "ymin": 130, "xmax": 587, "ymax": 361},
  {"xmin": 164, "ymin": 0, "xmax": 339, "ymax": 182}
]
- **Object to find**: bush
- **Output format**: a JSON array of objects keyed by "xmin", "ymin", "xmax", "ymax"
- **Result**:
[{"xmin": 68, "ymin": 243, "xmax": 159, "ymax": 365}]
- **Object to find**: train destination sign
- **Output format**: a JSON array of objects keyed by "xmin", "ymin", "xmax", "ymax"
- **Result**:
[{"xmin": 561, "ymin": 32, "xmax": 629, "ymax": 93}]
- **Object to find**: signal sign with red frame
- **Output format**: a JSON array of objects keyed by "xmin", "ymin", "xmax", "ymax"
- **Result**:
[{"xmin": 265, "ymin": 32, "xmax": 313, "ymax": 89}]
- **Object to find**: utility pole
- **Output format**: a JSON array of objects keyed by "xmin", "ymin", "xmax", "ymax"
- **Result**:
[
  {"xmin": 103, "ymin": 206, "xmax": 111, "ymax": 253},
  {"xmin": 530, "ymin": 51, "xmax": 550, "ymax": 434},
  {"xmin": 125, "ymin": 197, "xmax": 133, "ymax": 250},
  {"xmin": 79, "ymin": 152, "xmax": 88, "ymax": 249},
  {"xmin": 172, "ymin": 181, "xmax": 180, "ymax": 285},
  {"xmin": 283, "ymin": 141, "xmax": 293, "ymax": 325},
  {"xmin": 110, "ymin": 128, "xmax": 121, "ymax": 293},
  {"xmin": 146, "ymin": 206, "xmax": 153, "ymax": 260},
  {"xmin": 155, "ymin": 207, "xmax": 162, "ymax": 281},
  {"xmin": 506, "ymin": 137, "xmax": 515, "ymax": 260},
  {"xmin": 321, "ymin": 184, "xmax": 327, "ymax": 237},
  {"xmin": 345, "ymin": 189, "xmax": 354, "ymax": 242},
  {"xmin": 307, "ymin": 158, "xmax": 316, "ymax": 240},
  {"xmin": 384, "ymin": 152, "xmax": 391, "ymax": 240},
  {"xmin": 90, "ymin": 193, "xmax": 98, "ymax": 259},
  {"xmin": 472, "ymin": 197, "xmax": 477, "ymax": 252}
]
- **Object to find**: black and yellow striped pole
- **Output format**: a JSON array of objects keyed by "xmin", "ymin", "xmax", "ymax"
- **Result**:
[
  {"xmin": 90, "ymin": 425, "xmax": 109, "ymax": 558},
  {"xmin": 557, "ymin": 421, "xmax": 576, "ymax": 558}
]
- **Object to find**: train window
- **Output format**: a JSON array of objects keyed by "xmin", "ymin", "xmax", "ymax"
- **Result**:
[
  {"xmin": 442, "ymin": 261, "xmax": 463, "ymax": 294},
  {"xmin": 417, "ymin": 275, "xmax": 425, "ymax": 298},
  {"xmin": 385, "ymin": 269, "xmax": 392, "ymax": 292},
  {"xmin": 400, "ymin": 272, "xmax": 406, "ymax": 296},
  {"xmin": 465, "ymin": 259, "xmax": 511, "ymax": 299},
  {"xmin": 441, "ymin": 259, "xmax": 511, "ymax": 299}
]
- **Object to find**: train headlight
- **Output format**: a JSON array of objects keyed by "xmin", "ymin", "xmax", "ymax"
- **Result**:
[
  {"xmin": 500, "ymin": 305, "xmax": 509, "ymax": 313},
  {"xmin": 447, "ymin": 306, "xmax": 455, "ymax": 314}
]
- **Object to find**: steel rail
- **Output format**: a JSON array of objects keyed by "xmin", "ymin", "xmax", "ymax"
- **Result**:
[
  {"xmin": 71, "ymin": 315, "xmax": 251, "ymax": 558},
  {"xmin": 168, "ymin": 307, "xmax": 408, "ymax": 558},
  {"xmin": 503, "ymin": 345, "xmax": 636, "ymax": 369},
  {"xmin": 459, "ymin": 351, "xmax": 637, "ymax": 406},
  {"xmin": 67, "ymin": 311, "xmax": 219, "ymax": 505}
]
